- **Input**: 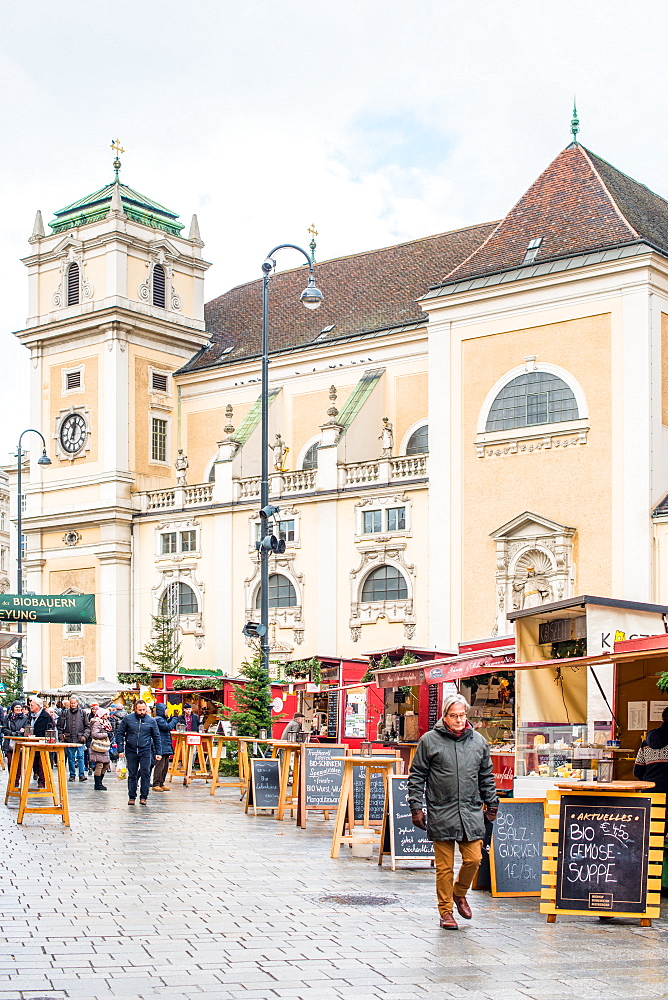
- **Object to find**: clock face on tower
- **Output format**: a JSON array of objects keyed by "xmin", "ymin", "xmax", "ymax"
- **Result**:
[{"xmin": 59, "ymin": 413, "xmax": 87, "ymax": 454}]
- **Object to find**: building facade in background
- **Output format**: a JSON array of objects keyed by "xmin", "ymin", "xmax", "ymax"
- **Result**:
[{"xmin": 11, "ymin": 141, "xmax": 668, "ymax": 698}]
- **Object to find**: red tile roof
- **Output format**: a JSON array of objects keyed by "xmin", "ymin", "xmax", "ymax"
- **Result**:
[
  {"xmin": 443, "ymin": 144, "xmax": 668, "ymax": 284},
  {"xmin": 187, "ymin": 223, "xmax": 497, "ymax": 372}
]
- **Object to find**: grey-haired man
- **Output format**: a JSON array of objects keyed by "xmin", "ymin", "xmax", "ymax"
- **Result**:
[{"xmin": 408, "ymin": 694, "xmax": 499, "ymax": 929}]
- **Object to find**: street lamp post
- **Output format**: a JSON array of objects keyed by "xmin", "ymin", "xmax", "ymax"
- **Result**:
[
  {"xmin": 15, "ymin": 429, "xmax": 51, "ymax": 699},
  {"xmin": 256, "ymin": 245, "xmax": 323, "ymax": 682}
]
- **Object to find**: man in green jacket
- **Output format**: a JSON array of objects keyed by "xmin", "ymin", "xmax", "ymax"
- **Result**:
[{"xmin": 408, "ymin": 693, "xmax": 499, "ymax": 929}]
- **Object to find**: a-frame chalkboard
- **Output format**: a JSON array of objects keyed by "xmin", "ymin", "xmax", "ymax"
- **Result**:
[
  {"xmin": 490, "ymin": 798, "xmax": 544, "ymax": 897},
  {"xmin": 378, "ymin": 775, "xmax": 435, "ymax": 870},
  {"xmin": 246, "ymin": 758, "xmax": 281, "ymax": 815},
  {"xmin": 296, "ymin": 744, "xmax": 347, "ymax": 828}
]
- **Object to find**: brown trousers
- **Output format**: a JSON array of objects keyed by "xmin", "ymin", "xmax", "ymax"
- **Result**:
[
  {"xmin": 152, "ymin": 755, "xmax": 170, "ymax": 787},
  {"xmin": 433, "ymin": 839, "xmax": 483, "ymax": 916},
  {"xmin": 93, "ymin": 762, "xmax": 109, "ymax": 777}
]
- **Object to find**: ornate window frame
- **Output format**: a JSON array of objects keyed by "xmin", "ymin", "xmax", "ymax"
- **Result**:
[
  {"xmin": 138, "ymin": 244, "xmax": 182, "ymax": 312},
  {"xmin": 297, "ymin": 435, "xmax": 321, "ymax": 471},
  {"xmin": 349, "ymin": 541, "xmax": 415, "ymax": 638},
  {"xmin": 248, "ymin": 507, "xmax": 301, "ymax": 551},
  {"xmin": 355, "ymin": 495, "xmax": 411, "ymax": 540},
  {"xmin": 156, "ymin": 518, "xmax": 201, "ymax": 562},
  {"xmin": 400, "ymin": 420, "xmax": 428, "ymax": 456},
  {"xmin": 153, "ymin": 568, "xmax": 205, "ymax": 646},
  {"xmin": 244, "ymin": 555, "xmax": 303, "ymax": 629},
  {"xmin": 475, "ymin": 362, "xmax": 589, "ymax": 459},
  {"xmin": 52, "ymin": 240, "xmax": 94, "ymax": 310}
]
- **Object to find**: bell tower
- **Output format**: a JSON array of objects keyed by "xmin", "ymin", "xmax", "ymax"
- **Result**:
[{"xmin": 15, "ymin": 145, "xmax": 210, "ymax": 690}]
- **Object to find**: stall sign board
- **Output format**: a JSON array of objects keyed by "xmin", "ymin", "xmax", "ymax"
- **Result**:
[
  {"xmin": 490, "ymin": 798, "xmax": 544, "ymax": 897},
  {"xmin": 427, "ymin": 684, "xmax": 439, "ymax": 731},
  {"xmin": 541, "ymin": 790, "xmax": 665, "ymax": 924},
  {"xmin": 0, "ymin": 593, "xmax": 96, "ymax": 625},
  {"xmin": 378, "ymin": 776, "xmax": 435, "ymax": 870},
  {"xmin": 297, "ymin": 744, "xmax": 347, "ymax": 828},
  {"xmin": 327, "ymin": 691, "xmax": 338, "ymax": 739},
  {"xmin": 186, "ymin": 734, "xmax": 201, "ymax": 746},
  {"xmin": 556, "ymin": 794, "xmax": 650, "ymax": 912},
  {"xmin": 352, "ymin": 766, "xmax": 386, "ymax": 823},
  {"xmin": 247, "ymin": 758, "xmax": 281, "ymax": 813}
]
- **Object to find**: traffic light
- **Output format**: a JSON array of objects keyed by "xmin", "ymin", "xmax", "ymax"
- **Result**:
[{"xmin": 242, "ymin": 622, "xmax": 267, "ymax": 638}]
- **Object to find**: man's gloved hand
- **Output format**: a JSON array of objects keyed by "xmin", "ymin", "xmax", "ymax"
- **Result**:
[
  {"xmin": 411, "ymin": 808, "xmax": 427, "ymax": 830},
  {"xmin": 484, "ymin": 804, "xmax": 499, "ymax": 822}
]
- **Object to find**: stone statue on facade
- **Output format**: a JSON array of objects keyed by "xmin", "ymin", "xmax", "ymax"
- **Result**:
[
  {"xmin": 271, "ymin": 433, "xmax": 289, "ymax": 472},
  {"xmin": 175, "ymin": 449, "xmax": 189, "ymax": 486},
  {"xmin": 379, "ymin": 417, "xmax": 394, "ymax": 458},
  {"xmin": 513, "ymin": 566, "xmax": 551, "ymax": 609}
]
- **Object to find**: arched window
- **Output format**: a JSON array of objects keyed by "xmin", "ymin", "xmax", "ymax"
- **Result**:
[
  {"xmin": 302, "ymin": 443, "xmax": 319, "ymax": 470},
  {"xmin": 67, "ymin": 262, "xmax": 80, "ymax": 306},
  {"xmin": 406, "ymin": 425, "xmax": 428, "ymax": 455},
  {"xmin": 255, "ymin": 573, "xmax": 297, "ymax": 608},
  {"xmin": 160, "ymin": 581, "xmax": 198, "ymax": 616},
  {"xmin": 485, "ymin": 371, "xmax": 578, "ymax": 432},
  {"xmin": 361, "ymin": 566, "xmax": 408, "ymax": 602},
  {"xmin": 152, "ymin": 264, "xmax": 166, "ymax": 308}
]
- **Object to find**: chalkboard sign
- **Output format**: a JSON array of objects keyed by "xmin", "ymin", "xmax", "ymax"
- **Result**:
[
  {"xmin": 327, "ymin": 691, "xmax": 338, "ymax": 739},
  {"xmin": 353, "ymin": 766, "xmax": 386, "ymax": 822},
  {"xmin": 297, "ymin": 744, "xmax": 347, "ymax": 827},
  {"xmin": 490, "ymin": 799, "xmax": 544, "ymax": 897},
  {"xmin": 427, "ymin": 684, "xmax": 439, "ymax": 731},
  {"xmin": 247, "ymin": 759, "xmax": 281, "ymax": 813},
  {"xmin": 555, "ymin": 794, "xmax": 652, "ymax": 913},
  {"xmin": 379, "ymin": 776, "xmax": 434, "ymax": 870}
]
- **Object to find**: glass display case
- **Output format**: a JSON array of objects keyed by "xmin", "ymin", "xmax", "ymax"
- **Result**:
[{"xmin": 516, "ymin": 723, "xmax": 607, "ymax": 779}]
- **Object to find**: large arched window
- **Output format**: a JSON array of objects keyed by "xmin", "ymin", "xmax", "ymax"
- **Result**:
[
  {"xmin": 255, "ymin": 574, "xmax": 297, "ymax": 608},
  {"xmin": 485, "ymin": 371, "xmax": 578, "ymax": 432},
  {"xmin": 160, "ymin": 581, "xmax": 198, "ymax": 616},
  {"xmin": 406, "ymin": 425, "xmax": 428, "ymax": 455},
  {"xmin": 302, "ymin": 443, "xmax": 319, "ymax": 470},
  {"xmin": 361, "ymin": 566, "xmax": 408, "ymax": 602},
  {"xmin": 67, "ymin": 262, "xmax": 80, "ymax": 306},
  {"xmin": 152, "ymin": 264, "xmax": 166, "ymax": 307}
]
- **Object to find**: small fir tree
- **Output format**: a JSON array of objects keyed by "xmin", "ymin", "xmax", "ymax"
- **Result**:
[
  {"xmin": 1, "ymin": 658, "xmax": 24, "ymax": 707},
  {"xmin": 136, "ymin": 614, "xmax": 183, "ymax": 674},
  {"xmin": 225, "ymin": 651, "xmax": 273, "ymax": 736}
]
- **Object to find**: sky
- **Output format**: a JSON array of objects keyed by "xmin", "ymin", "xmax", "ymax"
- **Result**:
[{"xmin": 2, "ymin": 0, "xmax": 668, "ymax": 461}]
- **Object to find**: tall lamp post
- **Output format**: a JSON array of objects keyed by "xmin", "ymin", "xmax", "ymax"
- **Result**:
[
  {"xmin": 253, "ymin": 245, "xmax": 323, "ymax": 683},
  {"xmin": 15, "ymin": 429, "xmax": 51, "ymax": 699}
]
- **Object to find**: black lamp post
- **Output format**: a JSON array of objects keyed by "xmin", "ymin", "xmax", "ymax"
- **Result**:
[
  {"xmin": 253, "ymin": 245, "xmax": 323, "ymax": 681},
  {"xmin": 15, "ymin": 429, "xmax": 51, "ymax": 699}
]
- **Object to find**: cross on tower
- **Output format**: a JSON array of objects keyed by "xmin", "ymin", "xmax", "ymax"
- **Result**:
[
  {"xmin": 110, "ymin": 139, "xmax": 125, "ymax": 181},
  {"xmin": 308, "ymin": 223, "xmax": 318, "ymax": 262}
]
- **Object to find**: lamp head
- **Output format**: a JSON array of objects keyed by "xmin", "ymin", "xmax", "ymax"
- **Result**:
[
  {"xmin": 38, "ymin": 450, "xmax": 51, "ymax": 467},
  {"xmin": 300, "ymin": 274, "xmax": 323, "ymax": 311}
]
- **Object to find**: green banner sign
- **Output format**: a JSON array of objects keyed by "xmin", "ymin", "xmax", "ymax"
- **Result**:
[{"xmin": 0, "ymin": 594, "xmax": 96, "ymax": 625}]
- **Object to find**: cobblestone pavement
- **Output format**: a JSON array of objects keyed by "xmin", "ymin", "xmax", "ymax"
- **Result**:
[{"xmin": 0, "ymin": 767, "xmax": 666, "ymax": 1000}]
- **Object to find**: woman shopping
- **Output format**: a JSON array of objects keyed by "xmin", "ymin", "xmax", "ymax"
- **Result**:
[{"xmin": 89, "ymin": 707, "xmax": 113, "ymax": 790}]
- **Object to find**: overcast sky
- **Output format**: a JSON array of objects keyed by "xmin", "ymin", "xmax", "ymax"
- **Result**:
[{"xmin": 2, "ymin": 0, "xmax": 668, "ymax": 462}]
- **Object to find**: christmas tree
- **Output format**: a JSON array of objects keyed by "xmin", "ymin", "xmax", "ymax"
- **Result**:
[
  {"xmin": 225, "ymin": 651, "xmax": 272, "ymax": 736},
  {"xmin": 1, "ymin": 658, "xmax": 24, "ymax": 707},
  {"xmin": 136, "ymin": 614, "xmax": 183, "ymax": 674}
]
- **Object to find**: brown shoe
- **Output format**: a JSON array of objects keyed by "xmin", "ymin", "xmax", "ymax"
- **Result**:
[
  {"xmin": 453, "ymin": 894, "xmax": 472, "ymax": 919},
  {"xmin": 440, "ymin": 912, "xmax": 458, "ymax": 930},
  {"xmin": 140, "ymin": 798, "xmax": 148, "ymax": 805},
  {"xmin": 128, "ymin": 799, "xmax": 136, "ymax": 805},
  {"xmin": 159, "ymin": 785, "xmax": 171, "ymax": 792}
]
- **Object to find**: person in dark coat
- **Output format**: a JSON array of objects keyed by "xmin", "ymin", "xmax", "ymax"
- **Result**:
[
  {"xmin": 2, "ymin": 702, "xmax": 28, "ymax": 771},
  {"xmin": 57, "ymin": 695, "xmax": 91, "ymax": 781},
  {"xmin": 152, "ymin": 703, "xmax": 175, "ymax": 792},
  {"xmin": 634, "ymin": 705, "xmax": 668, "ymax": 798},
  {"xmin": 28, "ymin": 697, "xmax": 52, "ymax": 789},
  {"xmin": 182, "ymin": 703, "xmax": 200, "ymax": 732},
  {"xmin": 117, "ymin": 700, "xmax": 161, "ymax": 805},
  {"xmin": 408, "ymin": 694, "xmax": 499, "ymax": 930}
]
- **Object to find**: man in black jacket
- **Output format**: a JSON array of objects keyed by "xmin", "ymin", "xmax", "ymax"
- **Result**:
[
  {"xmin": 634, "ymin": 706, "xmax": 668, "ymax": 810},
  {"xmin": 117, "ymin": 700, "xmax": 162, "ymax": 805},
  {"xmin": 28, "ymin": 697, "xmax": 53, "ymax": 789},
  {"xmin": 57, "ymin": 695, "xmax": 91, "ymax": 781}
]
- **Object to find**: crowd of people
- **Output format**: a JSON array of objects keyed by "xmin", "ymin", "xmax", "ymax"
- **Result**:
[{"xmin": 0, "ymin": 696, "xmax": 203, "ymax": 802}]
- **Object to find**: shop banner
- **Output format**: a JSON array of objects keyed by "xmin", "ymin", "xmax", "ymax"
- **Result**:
[
  {"xmin": 374, "ymin": 666, "xmax": 425, "ymax": 689},
  {"xmin": 0, "ymin": 593, "xmax": 96, "ymax": 625},
  {"xmin": 424, "ymin": 653, "xmax": 515, "ymax": 684}
]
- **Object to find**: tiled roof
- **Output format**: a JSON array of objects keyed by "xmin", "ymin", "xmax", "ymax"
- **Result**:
[
  {"xmin": 441, "ymin": 144, "xmax": 668, "ymax": 285},
  {"xmin": 186, "ymin": 223, "xmax": 497, "ymax": 372},
  {"xmin": 653, "ymin": 494, "xmax": 668, "ymax": 517}
]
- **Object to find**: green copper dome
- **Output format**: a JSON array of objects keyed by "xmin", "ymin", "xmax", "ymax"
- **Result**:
[{"xmin": 49, "ymin": 181, "xmax": 184, "ymax": 236}]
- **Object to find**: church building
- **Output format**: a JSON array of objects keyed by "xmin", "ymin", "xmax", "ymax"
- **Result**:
[{"xmin": 13, "ymin": 134, "xmax": 668, "ymax": 697}]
